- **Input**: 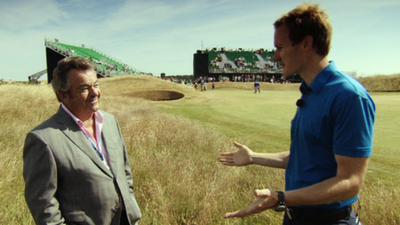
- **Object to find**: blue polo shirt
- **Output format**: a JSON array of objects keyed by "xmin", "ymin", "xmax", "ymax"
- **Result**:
[{"xmin": 286, "ymin": 61, "xmax": 375, "ymax": 210}]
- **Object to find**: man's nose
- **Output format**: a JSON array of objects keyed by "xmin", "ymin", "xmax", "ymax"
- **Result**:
[{"xmin": 89, "ymin": 87, "xmax": 99, "ymax": 95}]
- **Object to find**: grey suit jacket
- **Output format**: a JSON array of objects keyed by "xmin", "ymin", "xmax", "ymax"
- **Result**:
[{"xmin": 23, "ymin": 107, "xmax": 141, "ymax": 225}]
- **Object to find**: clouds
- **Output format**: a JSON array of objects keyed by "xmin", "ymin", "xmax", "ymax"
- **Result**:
[
  {"xmin": 0, "ymin": 0, "xmax": 399, "ymax": 81},
  {"xmin": 0, "ymin": 0, "xmax": 63, "ymax": 32}
]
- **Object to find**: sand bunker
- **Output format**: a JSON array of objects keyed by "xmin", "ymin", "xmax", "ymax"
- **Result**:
[{"xmin": 124, "ymin": 90, "xmax": 184, "ymax": 101}]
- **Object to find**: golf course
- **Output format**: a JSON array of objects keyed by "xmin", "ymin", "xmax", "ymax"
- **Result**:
[{"xmin": 0, "ymin": 75, "xmax": 398, "ymax": 224}]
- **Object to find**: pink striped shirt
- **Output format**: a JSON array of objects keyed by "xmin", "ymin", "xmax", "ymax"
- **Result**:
[{"xmin": 61, "ymin": 104, "xmax": 109, "ymax": 168}]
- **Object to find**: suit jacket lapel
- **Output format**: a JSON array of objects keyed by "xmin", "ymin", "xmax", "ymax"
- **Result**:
[
  {"xmin": 101, "ymin": 115, "xmax": 119, "ymax": 176},
  {"xmin": 55, "ymin": 107, "xmax": 114, "ymax": 178}
]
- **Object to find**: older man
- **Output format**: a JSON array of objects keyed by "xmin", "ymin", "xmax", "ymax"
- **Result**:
[{"xmin": 23, "ymin": 57, "xmax": 141, "ymax": 225}]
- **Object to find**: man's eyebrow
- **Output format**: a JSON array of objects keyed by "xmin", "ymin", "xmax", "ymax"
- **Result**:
[
  {"xmin": 78, "ymin": 83, "xmax": 90, "ymax": 89},
  {"xmin": 78, "ymin": 80, "xmax": 99, "ymax": 88}
]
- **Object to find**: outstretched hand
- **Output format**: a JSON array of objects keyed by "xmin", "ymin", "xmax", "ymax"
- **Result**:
[
  {"xmin": 224, "ymin": 189, "xmax": 278, "ymax": 218},
  {"xmin": 218, "ymin": 141, "xmax": 254, "ymax": 166}
]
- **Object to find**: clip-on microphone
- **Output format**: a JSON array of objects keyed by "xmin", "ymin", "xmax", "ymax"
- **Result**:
[{"xmin": 296, "ymin": 99, "xmax": 304, "ymax": 107}]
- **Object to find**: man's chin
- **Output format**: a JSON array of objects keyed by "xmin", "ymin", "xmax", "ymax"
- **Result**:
[
  {"xmin": 92, "ymin": 106, "xmax": 100, "ymax": 112},
  {"xmin": 88, "ymin": 103, "xmax": 100, "ymax": 112}
]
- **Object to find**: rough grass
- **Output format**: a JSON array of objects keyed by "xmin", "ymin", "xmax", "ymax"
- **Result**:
[
  {"xmin": 357, "ymin": 74, "xmax": 400, "ymax": 92},
  {"xmin": 0, "ymin": 75, "xmax": 399, "ymax": 224}
]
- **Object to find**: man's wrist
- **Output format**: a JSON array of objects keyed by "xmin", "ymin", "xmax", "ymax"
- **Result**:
[
  {"xmin": 248, "ymin": 152, "xmax": 254, "ymax": 164},
  {"xmin": 271, "ymin": 190, "xmax": 279, "ymax": 203},
  {"xmin": 273, "ymin": 191, "xmax": 286, "ymax": 212},
  {"xmin": 249, "ymin": 152, "xmax": 261, "ymax": 165}
]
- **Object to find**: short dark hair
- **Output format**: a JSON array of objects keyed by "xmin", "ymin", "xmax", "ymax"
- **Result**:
[
  {"xmin": 273, "ymin": 2, "xmax": 332, "ymax": 56},
  {"xmin": 52, "ymin": 57, "xmax": 95, "ymax": 102}
]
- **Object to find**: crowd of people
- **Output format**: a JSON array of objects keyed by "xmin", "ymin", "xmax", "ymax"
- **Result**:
[
  {"xmin": 196, "ymin": 74, "xmax": 290, "ymax": 84},
  {"xmin": 206, "ymin": 47, "xmax": 282, "ymax": 74},
  {"xmin": 199, "ymin": 47, "xmax": 273, "ymax": 54}
]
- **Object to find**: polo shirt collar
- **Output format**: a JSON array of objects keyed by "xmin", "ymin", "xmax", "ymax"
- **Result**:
[{"xmin": 300, "ymin": 61, "xmax": 338, "ymax": 94}]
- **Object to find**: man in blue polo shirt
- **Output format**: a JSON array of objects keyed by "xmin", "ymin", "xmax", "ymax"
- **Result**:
[{"xmin": 218, "ymin": 2, "xmax": 375, "ymax": 224}]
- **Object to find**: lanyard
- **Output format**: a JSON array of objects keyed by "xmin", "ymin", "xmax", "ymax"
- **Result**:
[{"xmin": 85, "ymin": 134, "xmax": 104, "ymax": 162}]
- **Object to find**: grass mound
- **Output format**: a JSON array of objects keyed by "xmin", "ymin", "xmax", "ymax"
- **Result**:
[{"xmin": 357, "ymin": 74, "xmax": 400, "ymax": 92}]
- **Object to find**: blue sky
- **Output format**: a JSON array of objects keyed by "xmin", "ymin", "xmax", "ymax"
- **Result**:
[{"xmin": 1, "ymin": 0, "xmax": 399, "ymax": 81}]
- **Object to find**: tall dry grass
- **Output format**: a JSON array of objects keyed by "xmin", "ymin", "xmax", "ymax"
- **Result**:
[
  {"xmin": 0, "ymin": 81, "xmax": 285, "ymax": 224},
  {"xmin": 357, "ymin": 74, "xmax": 400, "ymax": 92},
  {"xmin": 1, "ymin": 76, "xmax": 399, "ymax": 224},
  {"xmin": 0, "ymin": 84, "xmax": 59, "ymax": 224},
  {"xmin": 358, "ymin": 180, "xmax": 400, "ymax": 224},
  {"xmin": 99, "ymin": 93, "xmax": 287, "ymax": 224}
]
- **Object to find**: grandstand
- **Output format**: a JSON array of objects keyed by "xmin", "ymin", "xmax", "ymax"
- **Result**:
[
  {"xmin": 45, "ymin": 38, "xmax": 139, "ymax": 83},
  {"xmin": 193, "ymin": 48, "xmax": 302, "ymax": 82}
]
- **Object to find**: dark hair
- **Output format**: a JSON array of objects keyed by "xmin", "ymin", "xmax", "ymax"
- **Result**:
[
  {"xmin": 52, "ymin": 57, "xmax": 95, "ymax": 102},
  {"xmin": 273, "ymin": 2, "xmax": 332, "ymax": 56}
]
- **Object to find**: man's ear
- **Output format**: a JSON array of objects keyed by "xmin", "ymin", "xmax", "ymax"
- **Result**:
[
  {"xmin": 57, "ymin": 90, "xmax": 68, "ymax": 102},
  {"xmin": 302, "ymin": 35, "xmax": 313, "ymax": 51}
]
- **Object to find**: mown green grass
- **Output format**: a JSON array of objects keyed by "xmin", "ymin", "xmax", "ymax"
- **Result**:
[
  {"xmin": 157, "ymin": 89, "xmax": 300, "ymax": 152},
  {"xmin": 364, "ymin": 92, "xmax": 400, "ymax": 188},
  {"xmin": 156, "ymin": 88, "xmax": 400, "ymax": 187}
]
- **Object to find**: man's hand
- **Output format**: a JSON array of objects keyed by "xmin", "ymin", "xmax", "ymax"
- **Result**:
[
  {"xmin": 219, "ymin": 141, "xmax": 254, "ymax": 166},
  {"xmin": 224, "ymin": 189, "xmax": 278, "ymax": 218}
]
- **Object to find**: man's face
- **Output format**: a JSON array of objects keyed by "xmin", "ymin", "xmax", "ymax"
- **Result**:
[
  {"xmin": 273, "ymin": 25, "xmax": 305, "ymax": 78},
  {"xmin": 61, "ymin": 68, "xmax": 101, "ymax": 120}
]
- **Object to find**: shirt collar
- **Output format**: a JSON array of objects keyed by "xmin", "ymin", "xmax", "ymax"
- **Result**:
[
  {"xmin": 300, "ymin": 61, "xmax": 338, "ymax": 94},
  {"xmin": 61, "ymin": 104, "xmax": 104, "ymax": 126}
]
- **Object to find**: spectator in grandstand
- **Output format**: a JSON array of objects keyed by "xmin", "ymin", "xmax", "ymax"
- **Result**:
[
  {"xmin": 281, "ymin": 76, "xmax": 285, "ymax": 84},
  {"xmin": 219, "ymin": 2, "xmax": 375, "ymax": 224},
  {"xmin": 212, "ymin": 81, "xmax": 215, "ymax": 90},
  {"xmin": 23, "ymin": 57, "xmax": 141, "ymax": 225},
  {"xmin": 254, "ymin": 80, "xmax": 260, "ymax": 94}
]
